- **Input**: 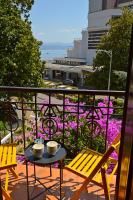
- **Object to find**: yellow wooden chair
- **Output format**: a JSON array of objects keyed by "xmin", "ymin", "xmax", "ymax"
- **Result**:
[
  {"xmin": 65, "ymin": 133, "xmax": 120, "ymax": 200},
  {"xmin": 0, "ymin": 143, "xmax": 18, "ymax": 200}
]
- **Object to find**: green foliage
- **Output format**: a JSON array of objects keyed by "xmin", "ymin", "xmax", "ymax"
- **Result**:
[
  {"xmin": 0, "ymin": 121, "xmax": 8, "ymax": 139},
  {"xmin": 0, "ymin": 121, "xmax": 5, "ymax": 131},
  {"xmin": 113, "ymin": 97, "xmax": 124, "ymax": 117},
  {"xmin": 86, "ymin": 68, "xmax": 127, "ymax": 90},
  {"xmin": 111, "ymin": 71, "xmax": 127, "ymax": 90},
  {"xmin": 0, "ymin": 0, "xmax": 44, "ymax": 88},
  {"xmin": 84, "ymin": 69, "xmax": 109, "ymax": 90}
]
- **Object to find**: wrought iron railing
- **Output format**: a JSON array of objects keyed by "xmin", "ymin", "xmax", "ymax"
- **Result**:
[{"xmin": 0, "ymin": 86, "xmax": 125, "ymax": 159}]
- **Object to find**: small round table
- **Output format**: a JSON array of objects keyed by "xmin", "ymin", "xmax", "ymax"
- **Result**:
[{"xmin": 24, "ymin": 140, "xmax": 67, "ymax": 200}]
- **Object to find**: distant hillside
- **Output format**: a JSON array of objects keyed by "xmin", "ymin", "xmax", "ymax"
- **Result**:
[{"xmin": 41, "ymin": 42, "xmax": 73, "ymax": 50}]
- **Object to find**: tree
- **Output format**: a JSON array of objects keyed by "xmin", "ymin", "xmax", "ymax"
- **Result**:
[
  {"xmin": 86, "ymin": 8, "xmax": 133, "ymax": 90},
  {"xmin": 84, "ymin": 69, "xmax": 110, "ymax": 90},
  {"xmin": 0, "ymin": 0, "xmax": 44, "ymax": 87},
  {"xmin": 111, "ymin": 71, "xmax": 127, "ymax": 90}
]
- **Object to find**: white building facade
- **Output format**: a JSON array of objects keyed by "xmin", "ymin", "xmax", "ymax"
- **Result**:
[
  {"xmin": 67, "ymin": 29, "xmax": 88, "ymax": 59},
  {"xmin": 67, "ymin": 0, "xmax": 133, "ymax": 65}
]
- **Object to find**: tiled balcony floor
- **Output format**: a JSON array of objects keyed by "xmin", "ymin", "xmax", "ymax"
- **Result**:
[{"xmin": 2, "ymin": 164, "xmax": 116, "ymax": 200}]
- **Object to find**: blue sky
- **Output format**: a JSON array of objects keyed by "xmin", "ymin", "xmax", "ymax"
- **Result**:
[{"xmin": 30, "ymin": 0, "xmax": 88, "ymax": 43}]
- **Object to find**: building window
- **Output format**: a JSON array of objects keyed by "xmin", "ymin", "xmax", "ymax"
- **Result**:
[{"xmin": 88, "ymin": 30, "xmax": 108, "ymax": 49}]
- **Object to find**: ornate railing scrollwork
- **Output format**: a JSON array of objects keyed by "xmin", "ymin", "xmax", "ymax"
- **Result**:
[
  {"xmin": 42, "ymin": 118, "xmax": 58, "ymax": 136},
  {"xmin": 0, "ymin": 101, "xmax": 19, "ymax": 132}
]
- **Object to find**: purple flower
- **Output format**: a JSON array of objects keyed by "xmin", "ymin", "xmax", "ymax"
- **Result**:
[
  {"xmin": 15, "ymin": 98, "xmax": 122, "ymax": 167},
  {"xmin": 17, "ymin": 155, "xmax": 25, "ymax": 163}
]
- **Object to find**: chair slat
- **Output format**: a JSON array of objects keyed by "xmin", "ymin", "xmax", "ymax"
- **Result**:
[
  {"xmin": 85, "ymin": 156, "xmax": 102, "ymax": 176},
  {"xmin": 1, "ymin": 146, "xmax": 8, "ymax": 167},
  {"xmin": 67, "ymin": 149, "xmax": 86, "ymax": 168},
  {"xmin": 81, "ymin": 154, "xmax": 99, "ymax": 173},
  {"xmin": 7, "ymin": 146, "xmax": 12, "ymax": 165},
  {"xmin": 0, "ymin": 146, "xmax": 4, "ymax": 163},
  {"xmin": 76, "ymin": 152, "xmax": 94, "ymax": 171},
  {"xmin": 70, "ymin": 151, "xmax": 91, "ymax": 170},
  {"xmin": 12, "ymin": 146, "xmax": 16, "ymax": 164}
]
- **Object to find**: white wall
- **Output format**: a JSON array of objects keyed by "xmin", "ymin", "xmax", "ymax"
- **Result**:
[
  {"xmin": 74, "ymin": 40, "xmax": 82, "ymax": 58},
  {"xmin": 67, "ymin": 48, "xmax": 74, "ymax": 58},
  {"xmin": 86, "ymin": 49, "xmax": 96, "ymax": 65},
  {"xmin": 88, "ymin": 8, "xmax": 122, "ymax": 29},
  {"xmin": 67, "ymin": 30, "xmax": 88, "ymax": 59},
  {"xmin": 67, "ymin": 40, "xmax": 82, "ymax": 58},
  {"xmin": 118, "ymin": 0, "xmax": 133, "ymax": 7},
  {"xmin": 81, "ymin": 30, "xmax": 88, "ymax": 58}
]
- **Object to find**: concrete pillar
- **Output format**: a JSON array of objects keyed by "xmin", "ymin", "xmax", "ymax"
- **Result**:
[
  {"xmin": 66, "ymin": 73, "xmax": 69, "ymax": 79},
  {"xmin": 49, "ymin": 70, "xmax": 53, "ymax": 80},
  {"xmin": 80, "ymin": 73, "xmax": 84, "ymax": 87}
]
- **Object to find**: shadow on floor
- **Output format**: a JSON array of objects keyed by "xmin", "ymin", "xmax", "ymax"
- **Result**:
[{"xmin": 1, "ymin": 165, "xmax": 116, "ymax": 200}]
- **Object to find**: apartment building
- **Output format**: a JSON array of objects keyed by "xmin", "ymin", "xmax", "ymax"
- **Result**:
[{"xmin": 67, "ymin": 0, "xmax": 133, "ymax": 65}]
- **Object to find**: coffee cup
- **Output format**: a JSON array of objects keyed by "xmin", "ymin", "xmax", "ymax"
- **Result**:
[
  {"xmin": 46, "ymin": 141, "xmax": 61, "ymax": 155},
  {"xmin": 32, "ymin": 143, "xmax": 44, "ymax": 158}
]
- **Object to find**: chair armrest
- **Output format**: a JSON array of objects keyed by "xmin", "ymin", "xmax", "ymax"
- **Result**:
[{"xmin": 0, "ymin": 143, "xmax": 17, "ymax": 146}]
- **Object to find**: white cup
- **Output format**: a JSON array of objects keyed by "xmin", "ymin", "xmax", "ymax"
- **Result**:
[
  {"xmin": 32, "ymin": 143, "xmax": 44, "ymax": 158},
  {"xmin": 46, "ymin": 141, "xmax": 61, "ymax": 155}
]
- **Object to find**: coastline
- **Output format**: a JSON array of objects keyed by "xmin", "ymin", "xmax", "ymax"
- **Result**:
[{"xmin": 41, "ymin": 49, "xmax": 67, "ymax": 61}]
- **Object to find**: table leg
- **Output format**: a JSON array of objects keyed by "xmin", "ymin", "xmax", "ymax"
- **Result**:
[
  {"xmin": 50, "ymin": 164, "xmax": 52, "ymax": 176},
  {"xmin": 60, "ymin": 160, "xmax": 63, "ymax": 200},
  {"xmin": 61, "ymin": 160, "xmax": 64, "ymax": 184},
  {"xmin": 34, "ymin": 164, "xmax": 36, "ymax": 183},
  {"xmin": 26, "ymin": 161, "xmax": 30, "ymax": 200}
]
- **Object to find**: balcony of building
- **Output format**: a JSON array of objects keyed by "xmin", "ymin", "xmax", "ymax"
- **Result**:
[{"xmin": 0, "ymin": 87, "xmax": 125, "ymax": 200}]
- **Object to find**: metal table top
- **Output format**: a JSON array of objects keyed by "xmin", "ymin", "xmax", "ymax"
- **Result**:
[{"xmin": 24, "ymin": 140, "xmax": 67, "ymax": 166}]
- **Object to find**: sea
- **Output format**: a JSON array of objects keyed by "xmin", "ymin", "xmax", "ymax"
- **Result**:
[{"xmin": 41, "ymin": 49, "xmax": 67, "ymax": 61}]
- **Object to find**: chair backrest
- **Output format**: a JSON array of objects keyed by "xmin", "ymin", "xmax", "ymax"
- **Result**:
[
  {"xmin": 81, "ymin": 144, "xmax": 116, "ymax": 189},
  {"xmin": 108, "ymin": 133, "xmax": 121, "ymax": 179},
  {"xmin": 111, "ymin": 133, "xmax": 121, "ymax": 154},
  {"xmin": 89, "ymin": 133, "xmax": 121, "ymax": 180},
  {"xmin": 111, "ymin": 133, "xmax": 121, "ymax": 145}
]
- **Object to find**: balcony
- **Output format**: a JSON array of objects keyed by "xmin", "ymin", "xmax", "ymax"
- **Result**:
[
  {"xmin": 1, "ymin": 164, "xmax": 116, "ymax": 200},
  {"xmin": 0, "ymin": 86, "xmax": 125, "ymax": 200}
]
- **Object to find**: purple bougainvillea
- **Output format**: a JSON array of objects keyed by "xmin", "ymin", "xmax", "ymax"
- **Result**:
[{"xmin": 15, "ymin": 98, "xmax": 122, "ymax": 166}]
